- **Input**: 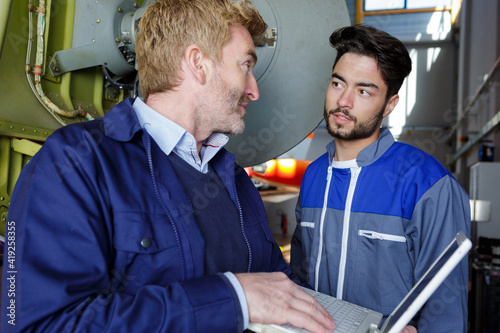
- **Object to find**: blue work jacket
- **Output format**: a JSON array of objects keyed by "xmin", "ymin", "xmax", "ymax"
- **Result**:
[
  {"xmin": 291, "ymin": 128, "xmax": 470, "ymax": 332},
  {"xmin": 1, "ymin": 98, "xmax": 293, "ymax": 332}
]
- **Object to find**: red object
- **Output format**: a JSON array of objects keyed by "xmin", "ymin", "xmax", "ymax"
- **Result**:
[
  {"xmin": 252, "ymin": 159, "xmax": 311, "ymax": 188},
  {"xmin": 244, "ymin": 167, "xmax": 253, "ymax": 177},
  {"xmin": 282, "ymin": 214, "xmax": 288, "ymax": 234}
]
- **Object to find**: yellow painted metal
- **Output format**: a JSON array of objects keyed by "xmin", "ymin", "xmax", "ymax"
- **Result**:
[
  {"xmin": 0, "ymin": 120, "xmax": 53, "ymax": 141},
  {"xmin": 1, "ymin": 0, "xmax": 127, "ymax": 134},
  {"xmin": 356, "ymin": 0, "xmax": 363, "ymax": 24},
  {"xmin": 11, "ymin": 138, "xmax": 42, "ymax": 157},
  {"xmin": 0, "ymin": 136, "xmax": 33, "ymax": 236},
  {"xmin": 46, "ymin": 0, "xmax": 77, "ymax": 113},
  {"xmin": 0, "ymin": 0, "xmax": 14, "ymax": 57}
]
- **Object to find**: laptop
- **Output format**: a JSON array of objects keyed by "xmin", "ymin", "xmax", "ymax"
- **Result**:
[{"xmin": 248, "ymin": 231, "xmax": 471, "ymax": 333}]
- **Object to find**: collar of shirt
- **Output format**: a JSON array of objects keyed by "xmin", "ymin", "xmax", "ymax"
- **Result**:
[{"xmin": 132, "ymin": 97, "xmax": 229, "ymax": 174}]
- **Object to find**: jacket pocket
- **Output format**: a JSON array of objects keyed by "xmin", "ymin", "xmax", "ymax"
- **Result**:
[
  {"xmin": 351, "ymin": 227, "xmax": 412, "ymax": 314},
  {"xmin": 358, "ymin": 230, "xmax": 406, "ymax": 243},
  {"xmin": 113, "ymin": 212, "xmax": 179, "ymax": 253},
  {"xmin": 112, "ymin": 212, "xmax": 183, "ymax": 292}
]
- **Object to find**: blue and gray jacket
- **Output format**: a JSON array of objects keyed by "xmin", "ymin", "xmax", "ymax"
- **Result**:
[{"xmin": 291, "ymin": 128, "xmax": 470, "ymax": 332}]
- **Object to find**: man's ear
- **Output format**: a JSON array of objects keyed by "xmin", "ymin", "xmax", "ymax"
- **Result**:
[
  {"xmin": 184, "ymin": 44, "xmax": 208, "ymax": 84},
  {"xmin": 383, "ymin": 94, "xmax": 399, "ymax": 118}
]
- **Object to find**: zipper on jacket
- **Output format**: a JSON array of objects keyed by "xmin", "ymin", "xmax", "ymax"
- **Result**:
[
  {"xmin": 146, "ymin": 134, "xmax": 186, "ymax": 280},
  {"xmin": 232, "ymin": 174, "xmax": 253, "ymax": 273},
  {"xmin": 314, "ymin": 166, "xmax": 333, "ymax": 290},
  {"xmin": 336, "ymin": 167, "xmax": 361, "ymax": 299},
  {"xmin": 358, "ymin": 230, "xmax": 406, "ymax": 243}
]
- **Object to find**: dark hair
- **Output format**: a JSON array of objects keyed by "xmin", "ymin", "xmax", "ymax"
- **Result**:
[{"xmin": 329, "ymin": 25, "xmax": 412, "ymax": 100}]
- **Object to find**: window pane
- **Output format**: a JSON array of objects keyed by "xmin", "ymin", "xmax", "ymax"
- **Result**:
[
  {"xmin": 362, "ymin": 11, "xmax": 451, "ymax": 42},
  {"xmin": 364, "ymin": 0, "xmax": 404, "ymax": 11},
  {"xmin": 407, "ymin": 0, "xmax": 452, "ymax": 9}
]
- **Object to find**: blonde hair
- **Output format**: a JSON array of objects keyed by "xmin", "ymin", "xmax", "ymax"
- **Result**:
[{"xmin": 136, "ymin": 0, "xmax": 267, "ymax": 101}]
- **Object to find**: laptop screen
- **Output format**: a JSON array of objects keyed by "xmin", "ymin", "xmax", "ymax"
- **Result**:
[{"xmin": 381, "ymin": 232, "xmax": 471, "ymax": 333}]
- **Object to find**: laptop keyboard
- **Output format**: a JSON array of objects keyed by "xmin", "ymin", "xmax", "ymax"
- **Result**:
[
  {"xmin": 247, "ymin": 288, "xmax": 375, "ymax": 333},
  {"xmin": 277, "ymin": 289, "xmax": 371, "ymax": 333},
  {"xmin": 313, "ymin": 291, "xmax": 371, "ymax": 333}
]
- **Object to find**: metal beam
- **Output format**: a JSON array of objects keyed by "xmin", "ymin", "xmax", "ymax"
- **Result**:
[
  {"xmin": 452, "ymin": 110, "xmax": 500, "ymax": 162},
  {"xmin": 0, "ymin": 120, "xmax": 52, "ymax": 141},
  {"xmin": 447, "ymin": 56, "xmax": 500, "ymax": 142}
]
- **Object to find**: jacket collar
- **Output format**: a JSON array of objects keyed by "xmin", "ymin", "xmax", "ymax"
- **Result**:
[
  {"xmin": 103, "ymin": 98, "xmax": 143, "ymax": 142},
  {"xmin": 326, "ymin": 127, "xmax": 395, "ymax": 167},
  {"xmin": 102, "ymin": 97, "xmax": 238, "ymax": 179}
]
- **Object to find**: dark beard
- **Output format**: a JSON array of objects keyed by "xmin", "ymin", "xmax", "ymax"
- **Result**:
[{"xmin": 324, "ymin": 104, "xmax": 385, "ymax": 141}]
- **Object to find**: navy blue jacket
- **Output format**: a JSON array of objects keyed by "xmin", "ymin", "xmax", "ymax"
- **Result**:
[{"xmin": 1, "ymin": 98, "xmax": 292, "ymax": 332}]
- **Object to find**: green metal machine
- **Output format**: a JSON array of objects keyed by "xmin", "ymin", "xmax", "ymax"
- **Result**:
[
  {"xmin": 0, "ymin": 0, "xmax": 350, "ymax": 237},
  {"xmin": 0, "ymin": 0, "xmax": 134, "ymax": 235}
]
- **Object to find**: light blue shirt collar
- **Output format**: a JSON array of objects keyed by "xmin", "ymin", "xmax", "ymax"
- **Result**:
[{"xmin": 132, "ymin": 97, "xmax": 229, "ymax": 173}]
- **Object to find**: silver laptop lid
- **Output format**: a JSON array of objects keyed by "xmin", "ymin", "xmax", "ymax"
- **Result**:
[{"xmin": 379, "ymin": 231, "xmax": 471, "ymax": 333}]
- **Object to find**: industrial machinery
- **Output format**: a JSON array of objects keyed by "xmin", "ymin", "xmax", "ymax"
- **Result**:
[{"xmin": 0, "ymin": 0, "xmax": 350, "ymax": 236}]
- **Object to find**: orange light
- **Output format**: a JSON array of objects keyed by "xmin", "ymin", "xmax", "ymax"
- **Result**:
[
  {"xmin": 264, "ymin": 159, "xmax": 277, "ymax": 177},
  {"xmin": 277, "ymin": 159, "xmax": 297, "ymax": 179},
  {"xmin": 251, "ymin": 159, "xmax": 312, "ymax": 188}
]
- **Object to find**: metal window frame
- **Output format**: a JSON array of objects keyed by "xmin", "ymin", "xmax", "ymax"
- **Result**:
[{"xmin": 356, "ymin": 0, "xmax": 462, "ymax": 25}]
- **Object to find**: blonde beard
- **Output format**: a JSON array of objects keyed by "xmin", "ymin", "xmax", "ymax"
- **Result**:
[{"xmin": 200, "ymin": 66, "xmax": 247, "ymax": 136}]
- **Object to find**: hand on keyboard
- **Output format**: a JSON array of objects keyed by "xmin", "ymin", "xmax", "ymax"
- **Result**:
[{"xmin": 236, "ymin": 272, "xmax": 336, "ymax": 333}]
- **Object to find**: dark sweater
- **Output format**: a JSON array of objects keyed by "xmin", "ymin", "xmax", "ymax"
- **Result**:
[{"xmin": 169, "ymin": 152, "xmax": 250, "ymax": 275}]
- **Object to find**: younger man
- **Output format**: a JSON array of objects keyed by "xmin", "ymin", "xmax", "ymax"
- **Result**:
[{"xmin": 291, "ymin": 25, "xmax": 470, "ymax": 332}]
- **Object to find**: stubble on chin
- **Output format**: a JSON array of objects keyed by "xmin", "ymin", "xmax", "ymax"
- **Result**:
[
  {"xmin": 223, "ymin": 92, "xmax": 248, "ymax": 136},
  {"xmin": 324, "ymin": 107, "xmax": 348, "ymax": 139},
  {"xmin": 225, "ymin": 111, "xmax": 246, "ymax": 135},
  {"xmin": 324, "ymin": 106, "xmax": 384, "ymax": 141}
]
